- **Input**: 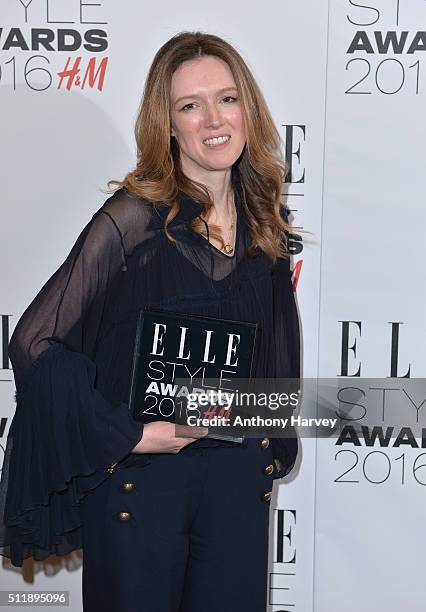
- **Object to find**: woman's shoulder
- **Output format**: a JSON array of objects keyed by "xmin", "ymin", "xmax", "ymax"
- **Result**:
[
  {"xmin": 96, "ymin": 186, "xmax": 156, "ymax": 254},
  {"xmin": 98, "ymin": 186, "xmax": 153, "ymax": 228}
]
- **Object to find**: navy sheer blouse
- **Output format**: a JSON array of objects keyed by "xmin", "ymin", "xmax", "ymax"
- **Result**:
[{"xmin": 0, "ymin": 168, "xmax": 300, "ymax": 567}]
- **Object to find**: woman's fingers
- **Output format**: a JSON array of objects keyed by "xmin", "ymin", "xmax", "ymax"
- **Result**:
[
  {"xmin": 174, "ymin": 424, "xmax": 209, "ymax": 439},
  {"xmin": 131, "ymin": 421, "xmax": 210, "ymax": 454}
]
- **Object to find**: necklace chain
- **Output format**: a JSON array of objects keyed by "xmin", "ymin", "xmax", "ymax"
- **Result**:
[{"xmin": 222, "ymin": 190, "xmax": 236, "ymax": 255}]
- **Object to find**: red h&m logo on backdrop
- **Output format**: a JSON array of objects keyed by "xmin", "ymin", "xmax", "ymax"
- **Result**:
[{"xmin": 57, "ymin": 56, "xmax": 108, "ymax": 91}]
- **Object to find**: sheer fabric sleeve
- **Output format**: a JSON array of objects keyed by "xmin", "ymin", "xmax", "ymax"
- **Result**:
[
  {"xmin": 0, "ymin": 209, "xmax": 144, "ymax": 567},
  {"xmin": 270, "ymin": 206, "xmax": 301, "ymax": 479}
]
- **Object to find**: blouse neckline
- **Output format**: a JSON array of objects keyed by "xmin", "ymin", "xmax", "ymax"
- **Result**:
[{"xmin": 145, "ymin": 166, "xmax": 244, "ymax": 234}]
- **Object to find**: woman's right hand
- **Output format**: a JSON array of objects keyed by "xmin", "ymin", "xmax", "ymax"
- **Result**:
[{"xmin": 131, "ymin": 421, "xmax": 209, "ymax": 454}]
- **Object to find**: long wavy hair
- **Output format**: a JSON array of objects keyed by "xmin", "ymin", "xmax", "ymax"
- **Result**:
[{"xmin": 108, "ymin": 31, "xmax": 295, "ymax": 263}]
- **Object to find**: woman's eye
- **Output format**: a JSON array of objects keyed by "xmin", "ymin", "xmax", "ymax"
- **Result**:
[{"xmin": 180, "ymin": 97, "xmax": 237, "ymax": 111}]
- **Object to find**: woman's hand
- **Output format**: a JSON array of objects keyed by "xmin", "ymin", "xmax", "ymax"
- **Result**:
[{"xmin": 131, "ymin": 421, "xmax": 209, "ymax": 454}]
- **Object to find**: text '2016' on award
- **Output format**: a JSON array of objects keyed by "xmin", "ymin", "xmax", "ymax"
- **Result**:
[{"xmin": 128, "ymin": 307, "xmax": 258, "ymax": 443}]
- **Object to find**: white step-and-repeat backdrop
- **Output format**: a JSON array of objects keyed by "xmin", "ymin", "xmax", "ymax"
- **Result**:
[{"xmin": 1, "ymin": 1, "xmax": 424, "ymax": 610}]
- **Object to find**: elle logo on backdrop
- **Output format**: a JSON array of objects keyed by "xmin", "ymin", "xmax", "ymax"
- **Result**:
[
  {"xmin": 269, "ymin": 508, "xmax": 297, "ymax": 609},
  {"xmin": 339, "ymin": 320, "xmax": 413, "ymax": 377}
]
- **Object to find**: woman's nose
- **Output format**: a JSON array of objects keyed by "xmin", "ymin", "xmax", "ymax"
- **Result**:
[{"xmin": 204, "ymin": 104, "xmax": 223, "ymax": 127}]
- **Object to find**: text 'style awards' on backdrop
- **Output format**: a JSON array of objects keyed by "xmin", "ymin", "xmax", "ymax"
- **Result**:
[{"xmin": 128, "ymin": 307, "xmax": 258, "ymax": 443}]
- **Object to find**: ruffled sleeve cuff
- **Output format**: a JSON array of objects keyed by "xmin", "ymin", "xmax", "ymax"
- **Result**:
[{"xmin": 0, "ymin": 343, "xmax": 143, "ymax": 567}]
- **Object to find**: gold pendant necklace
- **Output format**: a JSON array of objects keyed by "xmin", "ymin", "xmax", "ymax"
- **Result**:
[{"xmin": 222, "ymin": 190, "xmax": 236, "ymax": 255}]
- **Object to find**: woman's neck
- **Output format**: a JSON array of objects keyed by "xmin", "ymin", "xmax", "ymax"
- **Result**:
[{"xmin": 181, "ymin": 164, "xmax": 234, "ymax": 220}]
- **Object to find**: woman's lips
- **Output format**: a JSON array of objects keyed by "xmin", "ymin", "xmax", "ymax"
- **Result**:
[{"xmin": 203, "ymin": 135, "xmax": 231, "ymax": 148}]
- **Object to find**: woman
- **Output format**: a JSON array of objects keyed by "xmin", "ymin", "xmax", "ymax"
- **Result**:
[{"xmin": 0, "ymin": 31, "xmax": 300, "ymax": 611}]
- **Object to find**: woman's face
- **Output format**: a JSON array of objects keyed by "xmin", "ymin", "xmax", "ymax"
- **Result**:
[{"xmin": 170, "ymin": 55, "xmax": 246, "ymax": 179}]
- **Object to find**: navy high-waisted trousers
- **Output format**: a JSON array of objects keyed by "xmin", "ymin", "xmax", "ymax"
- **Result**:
[{"xmin": 81, "ymin": 438, "xmax": 275, "ymax": 612}]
